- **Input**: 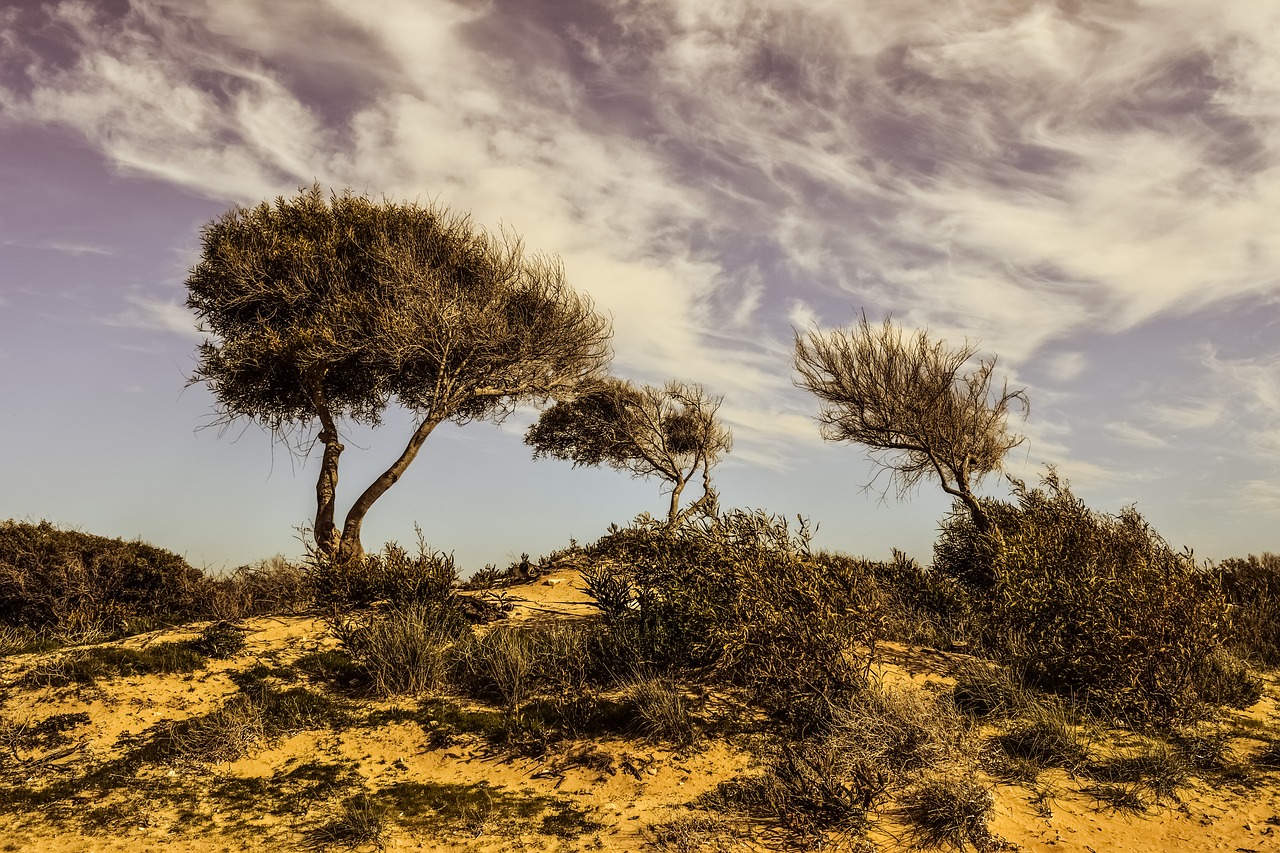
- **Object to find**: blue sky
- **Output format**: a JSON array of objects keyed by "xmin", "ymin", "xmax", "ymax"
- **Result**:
[{"xmin": 1, "ymin": 0, "xmax": 1277, "ymax": 572}]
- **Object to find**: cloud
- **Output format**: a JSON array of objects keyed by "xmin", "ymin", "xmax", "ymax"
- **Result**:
[
  {"xmin": 5, "ymin": 0, "xmax": 1280, "ymax": 477},
  {"xmin": 106, "ymin": 291, "xmax": 201, "ymax": 338},
  {"xmin": 1105, "ymin": 421, "xmax": 1170, "ymax": 450}
]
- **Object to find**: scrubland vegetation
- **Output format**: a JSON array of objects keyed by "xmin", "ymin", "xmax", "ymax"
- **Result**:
[{"xmin": 2, "ymin": 504, "xmax": 1278, "ymax": 851}]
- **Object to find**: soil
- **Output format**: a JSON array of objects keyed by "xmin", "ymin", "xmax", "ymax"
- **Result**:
[{"xmin": 2, "ymin": 566, "xmax": 1277, "ymax": 852}]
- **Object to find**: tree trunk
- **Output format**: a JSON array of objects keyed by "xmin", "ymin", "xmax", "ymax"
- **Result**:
[
  {"xmin": 314, "ymin": 425, "xmax": 344, "ymax": 558},
  {"xmin": 308, "ymin": 383, "xmax": 344, "ymax": 559},
  {"xmin": 337, "ymin": 416, "xmax": 444, "ymax": 561},
  {"xmin": 666, "ymin": 475, "xmax": 688, "ymax": 526}
]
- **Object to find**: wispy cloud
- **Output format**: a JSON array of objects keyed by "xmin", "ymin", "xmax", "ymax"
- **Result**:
[
  {"xmin": 3, "ymin": 238, "xmax": 114, "ymax": 256},
  {"xmin": 1105, "ymin": 421, "xmax": 1171, "ymax": 450},
  {"xmin": 4, "ymin": 0, "xmax": 1279, "ymax": 477},
  {"xmin": 105, "ymin": 291, "xmax": 200, "ymax": 338}
]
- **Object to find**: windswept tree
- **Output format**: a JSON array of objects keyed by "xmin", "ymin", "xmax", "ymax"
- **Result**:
[
  {"xmin": 793, "ymin": 313, "xmax": 1028, "ymax": 532},
  {"xmin": 525, "ymin": 378, "xmax": 733, "ymax": 525},
  {"xmin": 187, "ymin": 186, "xmax": 612, "ymax": 561}
]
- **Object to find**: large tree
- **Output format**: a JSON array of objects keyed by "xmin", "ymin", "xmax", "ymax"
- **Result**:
[
  {"xmin": 186, "ymin": 186, "xmax": 612, "ymax": 561},
  {"xmin": 525, "ymin": 378, "xmax": 733, "ymax": 525},
  {"xmin": 793, "ymin": 313, "xmax": 1027, "ymax": 532}
]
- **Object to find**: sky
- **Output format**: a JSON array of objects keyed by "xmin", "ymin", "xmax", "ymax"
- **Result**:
[{"xmin": 1, "ymin": 0, "xmax": 1278, "ymax": 574}]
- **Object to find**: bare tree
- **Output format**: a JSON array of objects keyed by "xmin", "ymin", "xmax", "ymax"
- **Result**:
[
  {"xmin": 793, "ymin": 313, "xmax": 1028, "ymax": 532},
  {"xmin": 186, "ymin": 186, "xmax": 612, "ymax": 561},
  {"xmin": 525, "ymin": 378, "xmax": 733, "ymax": 525}
]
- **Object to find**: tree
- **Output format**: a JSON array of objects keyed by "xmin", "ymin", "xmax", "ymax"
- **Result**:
[
  {"xmin": 793, "ymin": 313, "xmax": 1027, "ymax": 532},
  {"xmin": 186, "ymin": 186, "xmax": 612, "ymax": 561},
  {"xmin": 525, "ymin": 378, "xmax": 733, "ymax": 524}
]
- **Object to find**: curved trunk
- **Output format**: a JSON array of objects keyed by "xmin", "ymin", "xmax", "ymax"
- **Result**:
[
  {"xmin": 309, "ymin": 385, "xmax": 344, "ymax": 558},
  {"xmin": 666, "ymin": 477, "xmax": 686, "ymax": 526},
  {"xmin": 337, "ymin": 416, "xmax": 444, "ymax": 561}
]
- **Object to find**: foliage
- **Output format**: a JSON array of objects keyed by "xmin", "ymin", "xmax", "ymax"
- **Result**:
[
  {"xmin": 206, "ymin": 556, "xmax": 312, "ymax": 620},
  {"xmin": 794, "ymin": 313, "xmax": 1027, "ymax": 531},
  {"xmin": 0, "ymin": 519, "xmax": 206, "ymax": 632},
  {"xmin": 187, "ymin": 185, "xmax": 612, "ymax": 559},
  {"xmin": 934, "ymin": 473, "xmax": 1229, "ymax": 725},
  {"xmin": 895, "ymin": 775, "xmax": 997, "ymax": 852},
  {"xmin": 1215, "ymin": 552, "xmax": 1280, "ymax": 666},
  {"xmin": 306, "ymin": 537, "xmax": 458, "ymax": 610},
  {"xmin": 187, "ymin": 621, "xmax": 248, "ymax": 659},
  {"xmin": 331, "ymin": 603, "xmax": 469, "ymax": 697},
  {"xmin": 526, "ymin": 378, "xmax": 732, "ymax": 524},
  {"xmin": 585, "ymin": 510, "xmax": 881, "ymax": 731}
]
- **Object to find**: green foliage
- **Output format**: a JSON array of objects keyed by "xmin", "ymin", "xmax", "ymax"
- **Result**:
[
  {"xmin": 934, "ymin": 473, "xmax": 1229, "ymax": 724},
  {"xmin": 0, "ymin": 519, "xmax": 206, "ymax": 632},
  {"xmin": 526, "ymin": 379, "xmax": 732, "ymax": 524},
  {"xmin": 1216, "ymin": 552, "xmax": 1280, "ymax": 667},
  {"xmin": 21, "ymin": 642, "xmax": 207, "ymax": 688},
  {"xmin": 332, "ymin": 603, "xmax": 469, "ymax": 697},
  {"xmin": 187, "ymin": 621, "xmax": 248, "ymax": 659},
  {"xmin": 586, "ymin": 510, "xmax": 880, "ymax": 732},
  {"xmin": 307, "ymin": 539, "xmax": 459, "ymax": 609}
]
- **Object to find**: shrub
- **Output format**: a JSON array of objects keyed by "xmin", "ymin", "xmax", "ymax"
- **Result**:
[
  {"xmin": 187, "ymin": 621, "xmax": 248, "ymax": 659},
  {"xmin": 21, "ymin": 642, "xmax": 207, "ymax": 687},
  {"xmin": 849, "ymin": 549, "xmax": 974, "ymax": 647},
  {"xmin": 1216, "ymin": 553, "xmax": 1280, "ymax": 667},
  {"xmin": 207, "ymin": 556, "xmax": 311, "ymax": 620},
  {"xmin": 896, "ymin": 775, "xmax": 996, "ymax": 852},
  {"xmin": 455, "ymin": 624, "xmax": 540, "ymax": 711},
  {"xmin": 952, "ymin": 661, "xmax": 1031, "ymax": 720},
  {"xmin": 586, "ymin": 510, "xmax": 881, "ymax": 733},
  {"xmin": 934, "ymin": 472, "xmax": 1229, "ymax": 725},
  {"xmin": 307, "ymin": 536, "xmax": 457, "ymax": 610},
  {"xmin": 1191, "ymin": 648, "xmax": 1262, "ymax": 710},
  {"xmin": 333, "ymin": 603, "xmax": 469, "ymax": 697},
  {"xmin": 995, "ymin": 701, "xmax": 1089, "ymax": 772},
  {"xmin": 623, "ymin": 676, "xmax": 696, "ymax": 745},
  {"xmin": 0, "ymin": 519, "xmax": 207, "ymax": 632}
]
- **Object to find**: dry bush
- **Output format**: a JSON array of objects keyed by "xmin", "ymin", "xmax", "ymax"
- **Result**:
[
  {"xmin": 952, "ymin": 661, "xmax": 1032, "ymax": 720},
  {"xmin": 455, "ymin": 624, "xmax": 540, "ymax": 711},
  {"xmin": 623, "ymin": 676, "xmax": 696, "ymax": 745},
  {"xmin": 994, "ymin": 700, "xmax": 1089, "ymax": 773},
  {"xmin": 0, "ymin": 519, "xmax": 207, "ymax": 633},
  {"xmin": 895, "ymin": 774, "xmax": 998, "ymax": 852},
  {"xmin": 207, "ymin": 556, "xmax": 311, "ymax": 619},
  {"xmin": 332, "ymin": 603, "xmax": 468, "ymax": 697},
  {"xmin": 586, "ymin": 510, "xmax": 881, "ymax": 733},
  {"xmin": 307, "ymin": 538, "xmax": 458, "ymax": 610},
  {"xmin": 935, "ymin": 472, "xmax": 1229, "ymax": 725},
  {"xmin": 1216, "ymin": 553, "xmax": 1280, "ymax": 667}
]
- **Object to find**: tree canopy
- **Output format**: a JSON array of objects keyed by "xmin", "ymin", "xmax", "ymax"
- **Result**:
[
  {"xmin": 525, "ymin": 378, "xmax": 733, "ymax": 524},
  {"xmin": 793, "ymin": 313, "xmax": 1027, "ymax": 531},
  {"xmin": 187, "ymin": 186, "xmax": 612, "ymax": 560}
]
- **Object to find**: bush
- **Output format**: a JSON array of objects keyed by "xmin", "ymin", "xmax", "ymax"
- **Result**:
[
  {"xmin": 333, "ymin": 603, "xmax": 469, "ymax": 697},
  {"xmin": 934, "ymin": 473, "xmax": 1229, "ymax": 725},
  {"xmin": 455, "ymin": 624, "xmax": 542, "ymax": 711},
  {"xmin": 623, "ymin": 676, "xmax": 696, "ymax": 745},
  {"xmin": 586, "ymin": 510, "xmax": 881, "ymax": 733},
  {"xmin": 0, "ymin": 519, "xmax": 207, "ymax": 632},
  {"xmin": 307, "ymin": 536, "xmax": 457, "ymax": 610},
  {"xmin": 1191, "ymin": 648, "xmax": 1262, "ymax": 710},
  {"xmin": 1216, "ymin": 553, "xmax": 1280, "ymax": 667},
  {"xmin": 206, "ymin": 556, "xmax": 311, "ymax": 620},
  {"xmin": 896, "ymin": 775, "xmax": 996, "ymax": 852}
]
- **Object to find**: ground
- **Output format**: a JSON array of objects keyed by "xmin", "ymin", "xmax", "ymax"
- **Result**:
[{"xmin": 2, "ymin": 567, "xmax": 1278, "ymax": 852}]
